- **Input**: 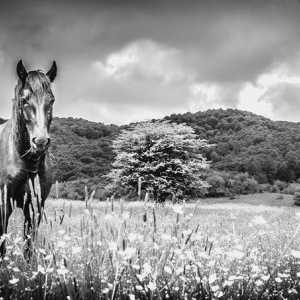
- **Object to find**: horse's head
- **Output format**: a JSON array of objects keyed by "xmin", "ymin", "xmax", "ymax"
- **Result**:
[{"xmin": 16, "ymin": 60, "xmax": 57, "ymax": 156}]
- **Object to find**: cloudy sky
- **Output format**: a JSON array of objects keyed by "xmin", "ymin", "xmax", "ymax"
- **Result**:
[{"xmin": 0, "ymin": 0, "xmax": 300, "ymax": 124}]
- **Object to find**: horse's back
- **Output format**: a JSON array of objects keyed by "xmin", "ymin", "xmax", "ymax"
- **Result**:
[{"xmin": 0, "ymin": 121, "xmax": 7, "ymax": 138}]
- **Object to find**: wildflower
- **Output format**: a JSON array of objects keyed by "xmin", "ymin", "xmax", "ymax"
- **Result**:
[
  {"xmin": 209, "ymin": 273, "xmax": 217, "ymax": 284},
  {"xmin": 108, "ymin": 242, "xmax": 117, "ymax": 251},
  {"xmin": 228, "ymin": 250, "xmax": 244, "ymax": 260},
  {"xmin": 251, "ymin": 215, "xmax": 267, "ymax": 225},
  {"xmin": 102, "ymin": 288, "xmax": 110, "ymax": 294},
  {"xmin": 38, "ymin": 248, "xmax": 46, "ymax": 255},
  {"xmin": 121, "ymin": 211, "xmax": 130, "ymax": 220},
  {"xmin": 148, "ymin": 281, "xmax": 156, "ymax": 291},
  {"xmin": 128, "ymin": 233, "xmax": 143, "ymax": 242},
  {"xmin": 215, "ymin": 291, "xmax": 224, "ymax": 298},
  {"xmin": 172, "ymin": 205, "xmax": 184, "ymax": 215},
  {"xmin": 211, "ymin": 285, "xmax": 219, "ymax": 292},
  {"xmin": 57, "ymin": 266, "xmax": 68, "ymax": 276},
  {"xmin": 261, "ymin": 275, "xmax": 270, "ymax": 281},
  {"xmin": 57, "ymin": 240, "xmax": 66, "ymax": 248},
  {"xmin": 71, "ymin": 246, "xmax": 82, "ymax": 255},
  {"xmin": 9, "ymin": 277, "xmax": 19, "ymax": 285},
  {"xmin": 291, "ymin": 250, "xmax": 300, "ymax": 259},
  {"xmin": 275, "ymin": 277, "xmax": 282, "ymax": 283},
  {"xmin": 64, "ymin": 235, "xmax": 71, "ymax": 241},
  {"xmin": 142, "ymin": 262, "xmax": 152, "ymax": 276},
  {"xmin": 119, "ymin": 247, "xmax": 136, "ymax": 260},
  {"xmin": 132, "ymin": 264, "xmax": 140, "ymax": 270},
  {"xmin": 288, "ymin": 288, "xmax": 298, "ymax": 294},
  {"xmin": 164, "ymin": 266, "xmax": 172, "ymax": 274},
  {"xmin": 12, "ymin": 267, "xmax": 20, "ymax": 273},
  {"xmin": 38, "ymin": 265, "xmax": 46, "ymax": 274},
  {"xmin": 255, "ymin": 279, "xmax": 264, "ymax": 287},
  {"xmin": 223, "ymin": 280, "xmax": 234, "ymax": 287}
]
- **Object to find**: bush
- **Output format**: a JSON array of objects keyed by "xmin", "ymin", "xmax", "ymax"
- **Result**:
[
  {"xmin": 282, "ymin": 183, "xmax": 300, "ymax": 195},
  {"xmin": 49, "ymin": 178, "xmax": 109, "ymax": 200},
  {"xmin": 205, "ymin": 171, "xmax": 259, "ymax": 197},
  {"xmin": 294, "ymin": 192, "xmax": 300, "ymax": 206}
]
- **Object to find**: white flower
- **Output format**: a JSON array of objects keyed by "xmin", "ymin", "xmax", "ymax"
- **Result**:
[
  {"xmin": 164, "ymin": 266, "xmax": 172, "ymax": 274},
  {"xmin": 121, "ymin": 212, "xmax": 130, "ymax": 220},
  {"xmin": 148, "ymin": 281, "xmax": 156, "ymax": 291},
  {"xmin": 209, "ymin": 273, "xmax": 217, "ymax": 284},
  {"xmin": 223, "ymin": 280, "xmax": 234, "ymax": 287},
  {"xmin": 215, "ymin": 291, "xmax": 224, "ymax": 298},
  {"xmin": 9, "ymin": 277, "xmax": 19, "ymax": 285},
  {"xmin": 275, "ymin": 277, "xmax": 282, "ymax": 283},
  {"xmin": 57, "ymin": 266, "xmax": 68, "ymax": 276},
  {"xmin": 172, "ymin": 205, "xmax": 184, "ymax": 215},
  {"xmin": 291, "ymin": 250, "xmax": 300, "ymax": 259},
  {"xmin": 142, "ymin": 262, "xmax": 152, "ymax": 276},
  {"xmin": 57, "ymin": 240, "xmax": 66, "ymax": 248},
  {"xmin": 228, "ymin": 250, "xmax": 244, "ymax": 260},
  {"xmin": 251, "ymin": 215, "xmax": 267, "ymax": 225},
  {"xmin": 261, "ymin": 275, "xmax": 270, "ymax": 281},
  {"xmin": 38, "ymin": 265, "xmax": 46, "ymax": 274},
  {"xmin": 211, "ymin": 285, "xmax": 219, "ymax": 292},
  {"xmin": 12, "ymin": 267, "xmax": 20, "ymax": 273},
  {"xmin": 255, "ymin": 279, "xmax": 264, "ymax": 287},
  {"xmin": 119, "ymin": 247, "xmax": 136, "ymax": 260},
  {"xmin": 72, "ymin": 246, "xmax": 82, "ymax": 255},
  {"xmin": 108, "ymin": 242, "xmax": 118, "ymax": 251}
]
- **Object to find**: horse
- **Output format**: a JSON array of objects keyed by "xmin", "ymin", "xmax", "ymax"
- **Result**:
[{"xmin": 0, "ymin": 60, "xmax": 57, "ymax": 255}]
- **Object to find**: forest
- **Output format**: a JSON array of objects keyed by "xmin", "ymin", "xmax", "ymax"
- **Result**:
[{"xmin": 1, "ymin": 109, "xmax": 300, "ymax": 196}]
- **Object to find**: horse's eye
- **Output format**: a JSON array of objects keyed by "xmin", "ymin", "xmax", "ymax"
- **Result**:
[{"xmin": 22, "ymin": 98, "xmax": 29, "ymax": 106}]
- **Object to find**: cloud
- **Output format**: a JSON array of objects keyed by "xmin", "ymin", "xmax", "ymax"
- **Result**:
[
  {"xmin": 94, "ymin": 39, "xmax": 194, "ymax": 84},
  {"xmin": 1, "ymin": 0, "xmax": 300, "ymax": 123},
  {"xmin": 237, "ymin": 61, "xmax": 300, "ymax": 121}
]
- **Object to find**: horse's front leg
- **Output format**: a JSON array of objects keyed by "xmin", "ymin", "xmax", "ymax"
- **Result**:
[
  {"xmin": 0, "ymin": 197, "xmax": 13, "ymax": 257},
  {"xmin": 23, "ymin": 192, "xmax": 34, "ymax": 260}
]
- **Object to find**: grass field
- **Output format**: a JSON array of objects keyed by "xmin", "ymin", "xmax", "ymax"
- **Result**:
[{"xmin": 1, "ymin": 193, "xmax": 300, "ymax": 299}]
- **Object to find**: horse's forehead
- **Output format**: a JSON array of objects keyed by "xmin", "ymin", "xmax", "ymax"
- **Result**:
[{"xmin": 26, "ymin": 72, "xmax": 51, "ymax": 94}]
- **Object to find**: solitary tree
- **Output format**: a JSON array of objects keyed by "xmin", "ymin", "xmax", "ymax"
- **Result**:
[{"xmin": 107, "ymin": 120, "xmax": 210, "ymax": 202}]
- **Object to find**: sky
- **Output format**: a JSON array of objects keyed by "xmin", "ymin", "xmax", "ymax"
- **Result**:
[{"xmin": 0, "ymin": 0, "xmax": 300, "ymax": 124}]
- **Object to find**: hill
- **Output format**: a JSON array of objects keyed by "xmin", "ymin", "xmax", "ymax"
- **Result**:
[
  {"xmin": 1, "ymin": 109, "xmax": 300, "ymax": 184},
  {"xmin": 166, "ymin": 109, "xmax": 300, "ymax": 183}
]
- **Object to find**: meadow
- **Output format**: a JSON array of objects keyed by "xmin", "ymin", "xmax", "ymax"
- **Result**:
[{"xmin": 1, "ymin": 193, "xmax": 300, "ymax": 299}]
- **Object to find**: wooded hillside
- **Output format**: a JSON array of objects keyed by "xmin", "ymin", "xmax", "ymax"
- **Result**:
[{"xmin": 1, "ymin": 109, "xmax": 300, "ymax": 184}]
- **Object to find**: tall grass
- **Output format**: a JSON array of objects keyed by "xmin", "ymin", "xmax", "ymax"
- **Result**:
[{"xmin": 1, "ymin": 190, "xmax": 300, "ymax": 299}]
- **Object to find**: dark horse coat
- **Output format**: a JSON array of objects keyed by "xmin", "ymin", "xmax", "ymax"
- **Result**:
[{"xmin": 0, "ymin": 60, "xmax": 57, "ymax": 254}]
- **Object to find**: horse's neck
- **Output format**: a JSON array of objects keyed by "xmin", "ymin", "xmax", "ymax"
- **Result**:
[{"xmin": 11, "ymin": 99, "xmax": 27, "ymax": 156}]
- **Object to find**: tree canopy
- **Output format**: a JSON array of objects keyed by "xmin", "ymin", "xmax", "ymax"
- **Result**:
[{"xmin": 106, "ymin": 121, "xmax": 209, "ymax": 201}]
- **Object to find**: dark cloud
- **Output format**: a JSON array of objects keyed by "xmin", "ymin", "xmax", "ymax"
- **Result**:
[{"xmin": 0, "ymin": 0, "xmax": 299, "ymax": 122}]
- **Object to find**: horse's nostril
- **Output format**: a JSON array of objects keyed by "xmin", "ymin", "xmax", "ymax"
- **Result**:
[{"xmin": 32, "ymin": 137, "xmax": 50, "ymax": 148}]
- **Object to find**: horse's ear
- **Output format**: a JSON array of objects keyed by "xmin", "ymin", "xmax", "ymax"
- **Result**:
[
  {"xmin": 46, "ymin": 61, "xmax": 57, "ymax": 82},
  {"xmin": 16, "ymin": 60, "xmax": 28, "ymax": 85}
]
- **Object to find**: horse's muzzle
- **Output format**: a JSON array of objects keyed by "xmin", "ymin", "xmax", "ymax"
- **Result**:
[{"xmin": 32, "ymin": 137, "xmax": 50, "ymax": 151}]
